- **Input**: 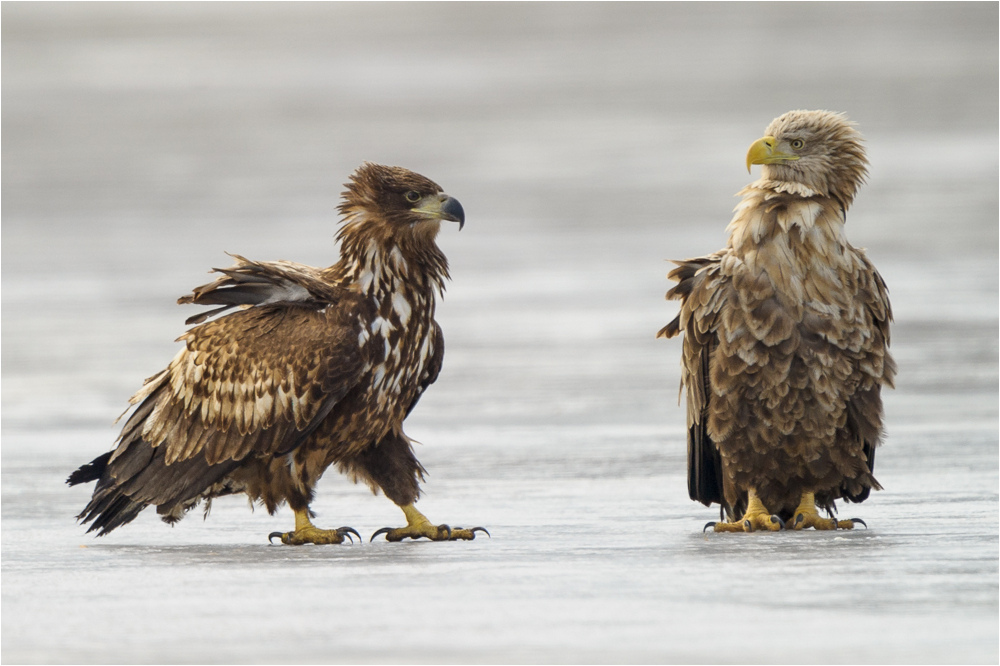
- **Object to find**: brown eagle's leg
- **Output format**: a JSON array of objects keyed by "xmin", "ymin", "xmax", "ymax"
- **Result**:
[
  {"xmin": 790, "ymin": 492, "xmax": 862, "ymax": 530},
  {"xmin": 354, "ymin": 432, "xmax": 487, "ymax": 542},
  {"xmin": 268, "ymin": 508, "xmax": 361, "ymax": 545},
  {"xmin": 370, "ymin": 504, "xmax": 488, "ymax": 542},
  {"xmin": 708, "ymin": 489, "xmax": 784, "ymax": 532}
]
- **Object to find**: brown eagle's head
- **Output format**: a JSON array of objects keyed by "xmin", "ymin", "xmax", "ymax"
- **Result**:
[
  {"xmin": 338, "ymin": 163, "xmax": 465, "ymax": 241},
  {"xmin": 746, "ymin": 110, "xmax": 868, "ymax": 209}
]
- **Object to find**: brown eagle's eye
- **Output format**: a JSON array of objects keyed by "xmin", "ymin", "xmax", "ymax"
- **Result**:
[
  {"xmin": 790, "ymin": 139, "xmax": 805, "ymax": 150},
  {"xmin": 404, "ymin": 191, "xmax": 421, "ymax": 203}
]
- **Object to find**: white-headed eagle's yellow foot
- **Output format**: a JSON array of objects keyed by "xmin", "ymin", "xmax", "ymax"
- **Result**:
[
  {"xmin": 705, "ymin": 490, "xmax": 785, "ymax": 533},
  {"xmin": 791, "ymin": 492, "xmax": 866, "ymax": 531},
  {"xmin": 370, "ymin": 504, "xmax": 489, "ymax": 542},
  {"xmin": 268, "ymin": 509, "xmax": 361, "ymax": 545}
]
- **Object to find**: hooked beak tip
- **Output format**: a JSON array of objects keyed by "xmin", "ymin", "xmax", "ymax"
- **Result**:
[{"xmin": 441, "ymin": 196, "xmax": 465, "ymax": 230}]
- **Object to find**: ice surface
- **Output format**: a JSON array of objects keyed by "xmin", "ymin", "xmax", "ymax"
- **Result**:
[{"xmin": 2, "ymin": 3, "xmax": 997, "ymax": 664}]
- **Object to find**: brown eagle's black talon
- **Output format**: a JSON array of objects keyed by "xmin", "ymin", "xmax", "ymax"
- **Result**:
[
  {"xmin": 370, "ymin": 527, "xmax": 393, "ymax": 542},
  {"xmin": 469, "ymin": 527, "xmax": 490, "ymax": 538},
  {"xmin": 771, "ymin": 515, "xmax": 786, "ymax": 529},
  {"xmin": 703, "ymin": 522, "xmax": 717, "ymax": 532},
  {"xmin": 850, "ymin": 518, "xmax": 868, "ymax": 529},
  {"xmin": 268, "ymin": 531, "xmax": 284, "ymax": 544},
  {"xmin": 338, "ymin": 526, "xmax": 362, "ymax": 543}
]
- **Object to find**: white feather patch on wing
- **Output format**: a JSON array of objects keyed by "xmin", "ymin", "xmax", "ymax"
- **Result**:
[{"xmin": 259, "ymin": 281, "xmax": 314, "ymax": 305}]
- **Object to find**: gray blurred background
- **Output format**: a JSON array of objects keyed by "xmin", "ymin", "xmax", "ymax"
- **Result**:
[{"xmin": 3, "ymin": 3, "xmax": 997, "ymax": 664}]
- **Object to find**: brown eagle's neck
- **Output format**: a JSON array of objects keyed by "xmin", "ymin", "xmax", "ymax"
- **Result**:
[{"xmin": 334, "ymin": 213, "xmax": 449, "ymax": 299}]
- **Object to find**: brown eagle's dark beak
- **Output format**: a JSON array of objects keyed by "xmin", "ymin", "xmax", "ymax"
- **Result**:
[
  {"xmin": 414, "ymin": 193, "xmax": 465, "ymax": 230},
  {"xmin": 440, "ymin": 196, "xmax": 465, "ymax": 230}
]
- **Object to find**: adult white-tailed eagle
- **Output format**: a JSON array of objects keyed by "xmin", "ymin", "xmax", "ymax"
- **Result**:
[
  {"xmin": 69, "ymin": 163, "xmax": 486, "ymax": 544},
  {"xmin": 659, "ymin": 110, "xmax": 895, "ymax": 532}
]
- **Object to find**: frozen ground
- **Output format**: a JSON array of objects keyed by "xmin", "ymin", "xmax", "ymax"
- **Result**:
[{"xmin": 2, "ymin": 4, "xmax": 998, "ymax": 664}]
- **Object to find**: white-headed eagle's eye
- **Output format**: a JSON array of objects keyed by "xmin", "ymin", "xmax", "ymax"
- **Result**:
[
  {"xmin": 404, "ymin": 190, "xmax": 421, "ymax": 203},
  {"xmin": 790, "ymin": 139, "xmax": 805, "ymax": 150}
]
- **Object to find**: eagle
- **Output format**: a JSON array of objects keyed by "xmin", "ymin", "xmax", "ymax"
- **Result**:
[
  {"xmin": 68, "ymin": 163, "xmax": 487, "ymax": 544},
  {"xmin": 659, "ymin": 110, "xmax": 895, "ymax": 532}
]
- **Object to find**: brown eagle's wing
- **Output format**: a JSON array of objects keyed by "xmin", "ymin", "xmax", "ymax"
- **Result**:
[
  {"xmin": 148, "ymin": 305, "xmax": 368, "ymax": 466},
  {"xmin": 131, "ymin": 256, "xmax": 369, "ymax": 466},
  {"xmin": 659, "ymin": 252, "xmax": 738, "ymax": 518},
  {"xmin": 839, "ymin": 252, "xmax": 895, "ymax": 503},
  {"xmin": 71, "ymin": 259, "xmax": 371, "ymax": 534},
  {"xmin": 177, "ymin": 254, "xmax": 342, "ymax": 324}
]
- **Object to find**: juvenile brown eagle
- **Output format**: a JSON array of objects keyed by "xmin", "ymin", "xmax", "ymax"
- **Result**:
[
  {"xmin": 659, "ymin": 110, "xmax": 895, "ymax": 532},
  {"xmin": 69, "ymin": 163, "xmax": 487, "ymax": 544}
]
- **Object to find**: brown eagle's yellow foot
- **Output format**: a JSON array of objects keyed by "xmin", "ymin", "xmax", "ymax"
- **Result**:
[
  {"xmin": 370, "ymin": 504, "xmax": 489, "ymax": 542},
  {"xmin": 268, "ymin": 509, "xmax": 360, "ymax": 545},
  {"xmin": 370, "ymin": 523, "xmax": 490, "ymax": 542},
  {"xmin": 704, "ymin": 489, "xmax": 784, "ymax": 533},
  {"xmin": 790, "ymin": 492, "xmax": 866, "ymax": 531},
  {"xmin": 268, "ymin": 526, "xmax": 360, "ymax": 545}
]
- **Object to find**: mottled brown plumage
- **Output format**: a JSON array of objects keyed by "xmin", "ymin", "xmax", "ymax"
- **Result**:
[
  {"xmin": 69, "ymin": 163, "xmax": 484, "ymax": 543},
  {"xmin": 659, "ymin": 111, "xmax": 895, "ymax": 531}
]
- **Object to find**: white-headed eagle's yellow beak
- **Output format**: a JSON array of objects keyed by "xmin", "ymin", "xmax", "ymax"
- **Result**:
[
  {"xmin": 746, "ymin": 135, "xmax": 800, "ymax": 173},
  {"xmin": 414, "ymin": 194, "xmax": 465, "ymax": 230}
]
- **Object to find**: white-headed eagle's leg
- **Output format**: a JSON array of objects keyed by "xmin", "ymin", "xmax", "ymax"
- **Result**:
[
  {"xmin": 268, "ymin": 508, "xmax": 361, "ymax": 545},
  {"xmin": 707, "ymin": 489, "xmax": 784, "ymax": 533},
  {"xmin": 790, "ymin": 492, "xmax": 864, "ymax": 530}
]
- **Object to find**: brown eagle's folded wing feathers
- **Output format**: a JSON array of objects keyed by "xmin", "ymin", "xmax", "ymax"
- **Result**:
[{"xmin": 115, "ymin": 263, "xmax": 370, "ymax": 468}]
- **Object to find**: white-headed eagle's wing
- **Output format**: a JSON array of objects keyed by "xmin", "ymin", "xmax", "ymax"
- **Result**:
[{"xmin": 658, "ymin": 252, "xmax": 733, "ymax": 514}]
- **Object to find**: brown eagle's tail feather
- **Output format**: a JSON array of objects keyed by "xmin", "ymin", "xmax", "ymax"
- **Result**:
[
  {"xmin": 67, "ymin": 451, "xmax": 112, "ymax": 487},
  {"xmin": 70, "ymin": 449, "xmax": 149, "ymax": 536},
  {"xmin": 69, "ymin": 439, "xmax": 240, "ymax": 536},
  {"xmin": 77, "ymin": 490, "xmax": 149, "ymax": 536}
]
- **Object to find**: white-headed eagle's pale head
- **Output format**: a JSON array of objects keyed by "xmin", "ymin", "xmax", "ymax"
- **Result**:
[{"xmin": 746, "ymin": 110, "xmax": 868, "ymax": 209}]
